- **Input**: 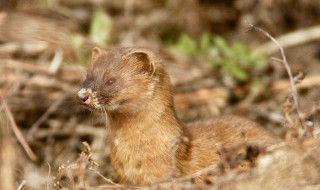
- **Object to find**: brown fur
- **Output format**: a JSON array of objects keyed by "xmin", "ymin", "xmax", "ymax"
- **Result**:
[{"xmin": 77, "ymin": 47, "xmax": 279, "ymax": 186}]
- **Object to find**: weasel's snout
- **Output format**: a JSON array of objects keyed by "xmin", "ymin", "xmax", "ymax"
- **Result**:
[
  {"xmin": 77, "ymin": 95, "xmax": 91, "ymax": 105},
  {"xmin": 77, "ymin": 88, "xmax": 92, "ymax": 106}
]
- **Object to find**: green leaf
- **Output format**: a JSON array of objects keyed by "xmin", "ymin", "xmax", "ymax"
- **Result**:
[
  {"xmin": 222, "ymin": 62, "xmax": 248, "ymax": 81},
  {"xmin": 232, "ymin": 42, "xmax": 247, "ymax": 55},
  {"xmin": 209, "ymin": 57, "xmax": 220, "ymax": 69},
  {"xmin": 200, "ymin": 33, "xmax": 211, "ymax": 54},
  {"xmin": 89, "ymin": 8, "xmax": 112, "ymax": 47},
  {"xmin": 251, "ymin": 78, "xmax": 262, "ymax": 91},
  {"xmin": 250, "ymin": 54, "xmax": 267, "ymax": 68},
  {"xmin": 213, "ymin": 36, "xmax": 234, "ymax": 58},
  {"xmin": 174, "ymin": 34, "xmax": 197, "ymax": 56}
]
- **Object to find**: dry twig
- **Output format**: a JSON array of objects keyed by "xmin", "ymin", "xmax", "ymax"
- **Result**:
[
  {"xmin": 28, "ymin": 92, "xmax": 71, "ymax": 139},
  {"xmin": 255, "ymin": 25, "xmax": 320, "ymax": 55},
  {"xmin": 47, "ymin": 162, "xmax": 51, "ymax": 190},
  {"xmin": 48, "ymin": 48, "xmax": 63, "ymax": 74},
  {"xmin": 0, "ymin": 96, "xmax": 38, "ymax": 161},
  {"xmin": 17, "ymin": 180, "xmax": 27, "ymax": 190},
  {"xmin": 249, "ymin": 24, "xmax": 307, "ymax": 135},
  {"xmin": 54, "ymin": 142, "xmax": 121, "ymax": 189}
]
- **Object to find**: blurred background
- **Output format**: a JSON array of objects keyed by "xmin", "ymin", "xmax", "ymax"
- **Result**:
[{"xmin": 0, "ymin": 0, "xmax": 320, "ymax": 189}]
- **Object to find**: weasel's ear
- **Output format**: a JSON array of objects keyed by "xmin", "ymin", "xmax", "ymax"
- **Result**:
[
  {"xmin": 128, "ymin": 51, "xmax": 155, "ymax": 75},
  {"xmin": 92, "ymin": 47, "xmax": 102, "ymax": 64}
]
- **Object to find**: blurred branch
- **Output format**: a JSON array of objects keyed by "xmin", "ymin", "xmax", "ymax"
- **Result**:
[
  {"xmin": 48, "ymin": 48, "xmax": 63, "ymax": 74},
  {"xmin": 254, "ymin": 25, "xmax": 320, "ymax": 55},
  {"xmin": 27, "ymin": 92, "xmax": 71, "ymax": 140},
  {"xmin": 0, "ymin": 96, "xmax": 38, "ymax": 161},
  {"xmin": 17, "ymin": 180, "xmax": 27, "ymax": 190},
  {"xmin": 271, "ymin": 75, "xmax": 320, "ymax": 92},
  {"xmin": 249, "ymin": 24, "xmax": 306, "ymax": 135},
  {"xmin": 1, "ymin": 59, "xmax": 49, "ymax": 74},
  {"xmin": 32, "ymin": 125, "xmax": 105, "ymax": 140}
]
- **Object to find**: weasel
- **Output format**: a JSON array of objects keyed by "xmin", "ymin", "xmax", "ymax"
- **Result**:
[{"xmin": 77, "ymin": 47, "xmax": 278, "ymax": 186}]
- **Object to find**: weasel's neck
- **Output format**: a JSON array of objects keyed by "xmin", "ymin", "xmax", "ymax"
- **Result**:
[
  {"xmin": 110, "ymin": 103, "xmax": 183, "ymax": 138},
  {"xmin": 108, "ymin": 85, "xmax": 184, "ymax": 142}
]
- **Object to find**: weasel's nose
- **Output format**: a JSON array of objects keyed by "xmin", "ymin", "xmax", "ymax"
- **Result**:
[
  {"xmin": 77, "ymin": 94, "xmax": 91, "ymax": 105},
  {"xmin": 81, "ymin": 96, "xmax": 89, "ymax": 102},
  {"xmin": 77, "ymin": 89, "xmax": 92, "ymax": 105}
]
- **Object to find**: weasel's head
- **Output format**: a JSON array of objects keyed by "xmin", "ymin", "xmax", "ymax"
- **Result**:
[{"xmin": 77, "ymin": 47, "xmax": 170, "ymax": 114}]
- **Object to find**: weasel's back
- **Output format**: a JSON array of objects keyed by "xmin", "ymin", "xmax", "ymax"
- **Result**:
[
  {"xmin": 180, "ymin": 115, "xmax": 278, "ymax": 175},
  {"xmin": 187, "ymin": 115, "xmax": 277, "ymax": 147}
]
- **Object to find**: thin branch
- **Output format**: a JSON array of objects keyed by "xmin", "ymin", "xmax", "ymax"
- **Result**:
[
  {"xmin": 88, "ymin": 168, "xmax": 121, "ymax": 186},
  {"xmin": 27, "ymin": 92, "xmax": 71, "ymax": 139},
  {"xmin": 1, "ymin": 59, "xmax": 49, "ymax": 74},
  {"xmin": 249, "ymin": 24, "xmax": 306, "ymax": 131},
  {"xmin": 155, "ymin": 163, "xmax": 219, "ymax": 186},
  {"xmin": 48, "ymin": 48, "xmax": 63, "ymax": 74},
  {"xmin": 254, "ymin": 25, "xmax": 320, "ymax": 55},
  {"xmin": 16, "ymin": 180, "xmax": 27, "ymax": 190},
  {"xmin": 47, "ymin": 162, "xmax": 51, "ymax": 190},
  {"xmin": 31, "ymin": 125, "xmax": 105, "ymax": 140},
  {"xmin": 0, "ymin": 96, "xmax": 38, "ymax": 161},
  {"xmin": 271, "ymin": 75, "xmax": 320, "ymax": 92}
]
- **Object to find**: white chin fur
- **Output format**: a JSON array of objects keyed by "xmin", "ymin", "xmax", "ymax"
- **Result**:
[{"xmin": 107, "ymin": 103, "xmax": 120, "ymax": 111}]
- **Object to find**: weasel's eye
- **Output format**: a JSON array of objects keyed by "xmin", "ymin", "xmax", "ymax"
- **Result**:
[{"xmin": 106, "ymin": 78, "xmax": 116, "ymax": 85}]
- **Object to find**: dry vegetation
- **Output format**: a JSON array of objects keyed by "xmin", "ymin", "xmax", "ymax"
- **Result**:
[{"xmin": 0, "ymin": 0, "xmax": 320, "ymax": 189}]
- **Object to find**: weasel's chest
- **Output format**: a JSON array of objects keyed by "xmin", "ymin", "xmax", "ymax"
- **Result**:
[{"xmin": 110, "ymin": 138, "xmax": 172, "ymax": 185}]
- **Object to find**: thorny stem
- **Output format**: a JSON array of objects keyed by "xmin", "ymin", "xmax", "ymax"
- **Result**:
[{"xmin": 249, "ymin": 24, "xmax": 307, "ymax": 135}]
